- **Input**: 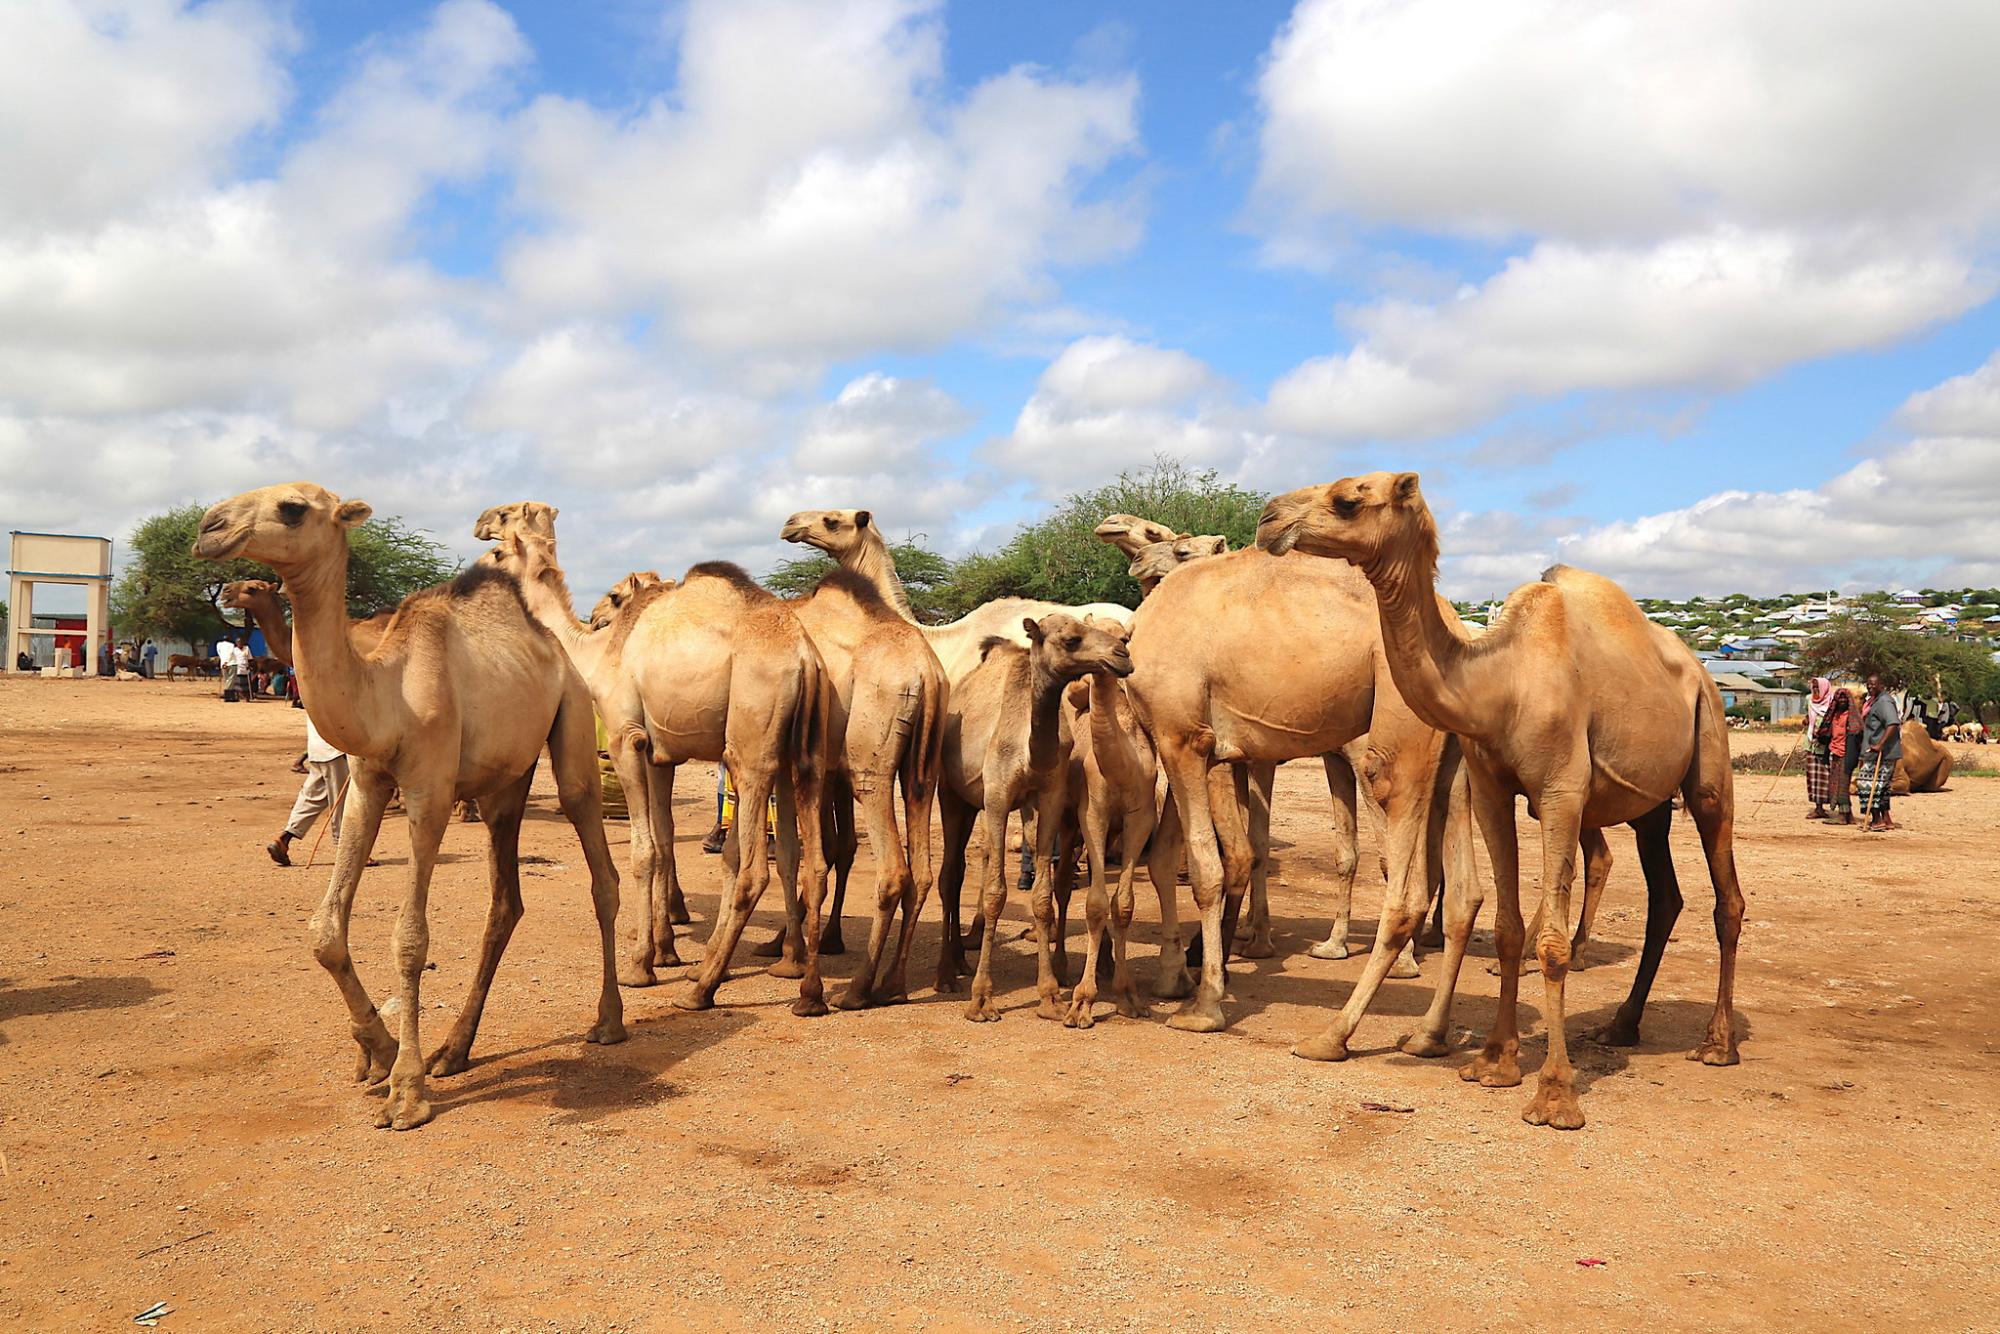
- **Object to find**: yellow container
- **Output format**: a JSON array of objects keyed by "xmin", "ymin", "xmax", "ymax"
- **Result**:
[{"xmin": 719, "ymin": 769, "xmax": 778, "ymax": 835}]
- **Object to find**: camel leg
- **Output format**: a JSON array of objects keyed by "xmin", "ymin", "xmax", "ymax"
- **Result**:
[
  {"xmin": 377, "ymin": 784, "xmax": 452, "ymax": 1130},
  {"xmin": 1236, "ymin": 762, "xmax": 1277, "ymax": 958},
  {"xmin": 878, "ymin": 737, "xmax": 938, "ymax": 1006},
  {"xmin": 308, "ymin": 762, "xmax": 398, "ymax": 1084},
  {"xmin": 1460, "ymin": 770, "xmax": 1524, "ymax": 1089},
  {"xmin": 1588, "ymin": 802, "xmax": 1678, "ymax": 1046},
  {"xmin": 1146, "ymin": 789, "xmax": 1191, "ymax": 999},
  {"xmin": 549, "ymin": 691, "xmax": 628, "ymax": 1048},
  {"xmin": 425, "ymin": 766, "xmax": 533, "ymax": 1077},
  {"xmin": 1108, "ymin": 793, "xmax": 1153, "ymax": 1019},
  {"xmin": 965, "ymin": 799, "xmax": 1016, "ymax": 1022},
  {"xmin": 609, "ymin": 738, "xmax": 665, "ymax": 986},
  {"xmin": 935, "ymin": 789, "xmax": 976, "ymax": 993},
  {"xmin": 1521, "ymin": 784, "xmax": 1587, "ymax": 1131},
  {"xmin": 775, "ymin": 763, "xmax": 832, "ymax": 1017},
  {"xmin": 821, "ymin": 790, "xmax": 855, "ymax": 955},
  {"xmin": 839, "ymin": 764, "xmax": 908, "ymax": 1010},
  {"xmin": 1028, "ymin": 785, "xmax": 1068, "ymax": 1021},
  {"xmin": 1683, "ymin": 702, "xmax": 1746, "ymax": 1066},
  {"xmin": 1159, "ymin": 739, "xmax": 1228, "ymax": 1033},
  {"xmin": 645, "ymin": 760, "xmax": 685, "ymax": 964},
  {"xmin": 1064, "ymin": 782, "xmax": 1113, "ymax": 1029},
  {"xmin": 762, "ymin": 765, "xmax": 810, "ymax": 983},
  {"xmin": 1399, "ymin": 758, "xmax": 1483, "ymax": 1057},
  {"xmin": 1215, "ymin": 764, "xmax": 1254, "ymax": 963},
  {"xmin": 679, "ymin": 754, "xmax": 777, "ymax": 1009},
  {"xmin": 1305, "ymin": 751, "xmax": 1361, "ymax": 960},
  {"xmin": 1573, "ymin": 827, "xmax": 1611, "ymax": 964},
  {"xmin": 1290, "ymin": 739, "xmax": 1437, "ymax": 1063}
]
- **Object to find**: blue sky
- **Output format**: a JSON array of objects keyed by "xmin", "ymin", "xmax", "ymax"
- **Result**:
[{"xmin": 4, "ymin": 0, "xmax": 2000, "ymax": 605}]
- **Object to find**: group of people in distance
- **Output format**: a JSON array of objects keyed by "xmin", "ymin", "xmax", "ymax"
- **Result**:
[{"xmin": 1803, "ymin": 673, "xmax": 1904, "ymax": 832}]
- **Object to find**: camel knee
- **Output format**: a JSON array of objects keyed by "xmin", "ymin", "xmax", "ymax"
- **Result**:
[
  {"xmin": 1535, "ymin": 932, "xmax": 1570, "ymax": 980},
  {"xmin": 308, "ymin": 920, "xmax": 349, "ymax": 972}
]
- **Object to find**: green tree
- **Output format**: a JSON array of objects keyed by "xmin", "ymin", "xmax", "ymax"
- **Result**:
[
  {"xmin": 111, "ymin": 502, "xmax": 459, "ymax": 642},
  {"xmin": 941, "ymin": 457, "xmax": 1270, "ymax": 612},
  {"xmin": 1801, "ymin": 615, "xmax": 1997, "ymax": 706},
  {"xmin": 765, "ymin": 537, "xmax": 959, "ymax": 623}
]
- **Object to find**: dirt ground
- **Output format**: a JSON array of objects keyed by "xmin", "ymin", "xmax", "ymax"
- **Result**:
[{"xmin": 5, "ymin": 676, "xmax": 1999, "ymax": 1332}]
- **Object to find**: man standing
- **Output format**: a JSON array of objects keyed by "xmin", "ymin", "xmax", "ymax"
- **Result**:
[
  {"xmin": 216, "ymin": 636, "xmax": 239, "ymax": 700},
  {"xmin": 141, "ymin": 639, "xmax": 157, "ymax": 678},
  {"xmin": 1857, "ymin": 673, "xmax": 1903, "ymax": 833},
  {"xmin": 268, "ymin": 711, "xmax": 349, "ymax": 866}
]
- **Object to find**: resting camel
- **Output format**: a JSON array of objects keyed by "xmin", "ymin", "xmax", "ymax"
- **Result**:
[
  {"xmin": 780, "ymin": 509, "xmax": 1130, "ymax": 683},
  {"xmin": 476, "ymin": 504, "xmax": 832, "ymax": 1013},
  {"xmin": 1056, "ymin": 616, "xmax": 1154, "ymax": 1027},
  {"xmin": 938, "ymin": 614, "xmax": 1133, "ymax": 1021},
  {"xmin": 1895, "ymin": 720, "xmax": 1954, "ymax": 793},
  {"xmin": 765, "ymin": 561, "xmax": 949, "ymax": 1007},
  {"xmin": 194, "ymin": 482, "xmax": 624, "ymax": 1130},
  {"xmin": 1259, "ymin": 472, "xmax": 1745, "ymax": 1130}
]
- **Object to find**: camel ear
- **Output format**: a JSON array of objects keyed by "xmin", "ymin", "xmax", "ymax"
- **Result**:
[
  {"xmin": 334, "ymin": 499, "xmax": 373, "ymax": 529},
  {"xmin": 854, "ymin": 510, "xmax": 872, "ymax": 531},
  {"xmin": 1392, "ymin": 473, "xmax": 1421, "ymax": 504},
  {"xmin": 1023, "ymin": 617, "xmax": 1045, "ymax": 644}
]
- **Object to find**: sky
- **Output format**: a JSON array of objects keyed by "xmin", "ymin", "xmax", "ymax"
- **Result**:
[{"xmin": 5, "ymin": 0, "xmax": 2000, "ymax": 608}]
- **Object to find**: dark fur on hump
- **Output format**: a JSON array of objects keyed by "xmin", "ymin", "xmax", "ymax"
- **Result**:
[
  {"xmin": 977, "ymin": 634, "xmax": 1023, "ymax": 663},
  {"xmin": 684, "ymin": 560, "xmax": 774, "ymax": 600},
  {"xmin": 812, "ymin": 567, "xmax": 898, "ymax": 619},
  {"xmin": 605, "ymin": 577, "xmax": 678, "ymax": 655}
]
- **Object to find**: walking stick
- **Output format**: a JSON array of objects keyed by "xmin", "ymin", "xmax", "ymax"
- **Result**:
[
  {"xmin": 1746, "ymin": 738, "xmax": 1799, "ymax": 821},
  {"xmin": 302, "ymin": 770, "xmax": 354, "ymax": 871}
]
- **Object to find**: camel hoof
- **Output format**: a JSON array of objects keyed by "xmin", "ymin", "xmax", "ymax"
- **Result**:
[
  {"xmin": 587, "ymin": 1018, "xmax": 627, "ymax": 1045},
  {"xmin": 671, "ymin": 984, "xmax": 714, "ymax": 1012},
  {"xmin": 791, "ymin": 995, "xmax": 829, "ymax": 1018},
  {"xmin": 1166, "ymin": 1001, "xmax": 1227, "ymax": 1034},
  {"xmin": 964, "ymin": 997, "xmax": 1001, "ymax": 1023},
  {"xmin": 352, "ymin": 1033, "xmax": 396, "ymax": 1084},
  {"xmin": 1292, "ymin": 1031, "xmax": 1349, "ymax": 1062},
  {"xmin": 1234, "ymin": 935, "xmax": 1277, "ymax": 960},
  {"xmin": 1113, "ymin": 989, "xmax": 1146, "ymax": 1020},
  {"xmin": 1419, "ymin": 925, "xmax": 1446, "ymax": 949},
  {"xmin": 1589, "ymin": 1019, "xmax": 1641, "ymax": 1048},
  {"xmin": 1522, "ymin": 1080, "xmax": 1585, "ymax": 1130},
  {"xmin": 1063, "ymin": 995, "xmax": 1096, "ymax": 1029},
  {"xmin": 650, "ymin": 946, "xmax": 684, "ymax": 970},
  {"xmin": 935, "ymin": 968, "xmax": 965, "ymax": 995},
  {"xmin": 1397, "ymin": 1030, "xmax": 1450, "ymax": 1058},
  {"xmin": 1459, "ymin": 1052, "xmax": 1522, "ymax": 1088},
  {"xmin": 1689, "ymin": 1040, "xmax": 1739, "ymax": 1067},
  {"xmin": 668, "ymin": 897, "xmax": 692, "ymax": 926},
  {"xmin": 834, "ymin": 985, "xmax": 872, "ymax": 1011},
  {"xmin": 764, "ymin": 957, "xmax": 807, "ymax": 980},
  {"xmin": 1152, "ymin": 966, "xmax": 1193, "ymax": 1001},
  {"xmin": 1035, "ymin": 997, "xmax": 1065, "ymax": 1022},
  {"xmin": 819, "ymin": 930, "xmax": 847, "ymax": 956},
  {"xmin": 425, "ymin": 1044, "xmax": 471, "ymax": 1078},
  {"xmin": 618, "ymin": 961, "xmax": 660, "ymax": 988},
  {"xmin": 749, "ymin": 932, "xmax": 786, "ymax": 959},
  {"xmin": 1388, "ymin": 953, "xmax": 1421, "ymax": 980},
  {"xmin": 872, "ymin": 986, "xmax": 909, "ymax": 1008},
  {"xmin": 375, "ymin": 1083, "xmax": 434, "ymax": 1131},
  {"xmin": 1307, "ymin": 939, "xmax": 1350, "ymax": 961}
]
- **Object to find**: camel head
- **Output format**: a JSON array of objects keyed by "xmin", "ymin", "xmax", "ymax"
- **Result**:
[
  {"xmin": 472, "ymin": 501, "xmax": 558, "ymax": 544},
  {"xmin": 1093, "ymin": 513, "xmax": 1180, "ymax": 557},
  {"xmin": 589, "ymin": 570, "xmax": 669, "ymax": 630},
  {"xmin": 1127, "ymin": 532, "xmax": 1230, "ymax": 591},
  {"xmin": 781, "ymin": 509, "xmax": 873, "ymax": 558},
  {"xmin": 1026, "ymin": 612, "xmax": 1133, "ymax": 681},
  {"xmin": 1257, "ymin": 472, "xmax": 1435, "ymax": 572},
  {"xmin": 219, "ymin": 579, "xmax": 281, "ymax": 611},
  {"xmin": 194, "ymin": 483, "xmax": 372, "ymax": 569}
]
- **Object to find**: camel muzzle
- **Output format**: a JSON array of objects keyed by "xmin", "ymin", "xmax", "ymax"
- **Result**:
[{"xmin": 1257, "ymin": 520, "xmax": 1299, "ymax": 556}]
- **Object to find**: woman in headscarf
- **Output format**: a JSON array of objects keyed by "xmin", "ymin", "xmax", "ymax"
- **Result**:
[
  {"xmin": 1804, "ymin": 676, "xmax": 1834, "ymax": 820},
  {"xmin": 1822, "ymin": 687, "xmax": 1855, "ymax": 825}
]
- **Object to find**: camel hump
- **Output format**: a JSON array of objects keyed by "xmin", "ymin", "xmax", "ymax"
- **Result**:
[
  {"xmin": 1539, "ymin": 563, "xmax": 1574, "ymax": 584},
  {"xmin": 977, "ymin": 635, "xmax": 1013, "ymax": 662},
  {"xmin": 816, "ymin": 567, "xmax": 898, "ymax": 618},
  {"xmin": 683, "ymin": 560, "xmax": 772, "ymax": 600}
]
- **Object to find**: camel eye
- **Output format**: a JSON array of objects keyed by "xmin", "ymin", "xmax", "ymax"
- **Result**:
[
  {"xmin": 824, "ymin": 517, "xmax": 839, "ymax": 529},
  {"xmin": 1332, "ymin": 497, "xmax": 1361, "ymax": 519},
  {"xmin": 1064, "ymin": 636, "xmax": 1083, "ymax": 650},
  {"xmin": 277, "ymin": 499, "xmax": 308, "ymax": 525}
]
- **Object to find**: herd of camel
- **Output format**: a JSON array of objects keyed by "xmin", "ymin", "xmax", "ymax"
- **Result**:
[{"xmin": 192, "ymin": 472, "xmax": 1743, "ymax": 1133}]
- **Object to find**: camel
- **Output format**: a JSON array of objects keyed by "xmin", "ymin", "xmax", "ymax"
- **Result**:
[
  {"xmin": 589, "ymin": 571, "xmax": 669, "ymax": 630},
  {"xmin": 1055, "ymin": 616, "xmax": 1154, "ymax": 1027},
  {"xmin": 1258, "ymin": 472, "xmax": 1745, "ymax": 1130},
  {"xmin": 1123, "ymin": 543, "xmax": 1471, "ymax": 1043},
  {"xmin": 194, "ymin": 482, "xmax": 625, "ymax": 1130},
  {"xmin": 474, "ymin": 505, "xmax": 834, "ymax": 1014},
  {"xmin": 936, "ymin": 613, "xmax": 1133, "ymax": 1021},
  {"xmin": 763, "ymin": 560, "xmax": 949, "ymax": 1008},
  {"xmin": 780, "ymin": 510, "xmax": 1129, "ymax": 683},
  {"xmin": 1896, "ymin": 720, "xmax": 1954, "ymax": 793},
  {"xmin": 165, "ymin": 653, "xmax": 217, "ymax": 680}
]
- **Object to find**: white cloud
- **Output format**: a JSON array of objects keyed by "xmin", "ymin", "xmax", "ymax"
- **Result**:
[
  {"xmin": 503, "ymin": 0, "xmax": 1139, "ymax": 370},
  {"xmin": 1895, "ymin": 350, "xmax": 2000, "ymax": 439},
  {"xmin": 1267, "ymin": 229, "xmax": 1989, "ymax": 440},
  {"xmin": 1255, "ymin": 0, "xmax": 2000, "ymax": 247},
  {"xmin": 988, "ymin": 336, "xmax": 1272, "ymax": 491},
  {"xmin": 793, "ymin": 372, "xmax": 973, "ymax": 473}
]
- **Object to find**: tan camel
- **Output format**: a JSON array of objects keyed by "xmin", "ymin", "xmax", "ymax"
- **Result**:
[
  {"xmin": 194, "ymin": 483, "xmax": 624, "ymax": 1130},
  {"xmin": 1259, "ymin": 471, "xmax": 1745, "ymax": 1130},
  {"xmin": 1894, "ymin": 720, "xmax": 1954, "ymax": 793},
  {"xmin": 1094, "ymin": 517, "xmax": 1436, "ymax": 978},
  {"xmin": 1124, "ymin": 542, "xmax": 1476, "ymax": 1053},
  {"xmin": 474, "ymin": 505, "xmax": 834, "ymax": 1014},
  {"xmin": 588, "ymin": 571, "xmax": 669, "ymax": 630},
  {"xmin": 1056, "ymin": 616, "xmax": 1154, "ymax": 1027},
  {"xmin": 766, "ymin": 564, "xmax": 948, "ymax": 1007},
  {"xmin": 936, "ymin": 614, "xmax": 1133, "ymax": 1020},
  {"xmin": 780, "ymin": 510, "xmax": 1130, "ymax": 682}
]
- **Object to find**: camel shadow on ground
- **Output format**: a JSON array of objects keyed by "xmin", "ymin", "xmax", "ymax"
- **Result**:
[
  {"xmin": 432, "ymin": 1007, "xmax": 754, "ymax": 1126},
  {"xmin": 0, "ymin": 973, "xmax": 165, "ymax": 1047}
]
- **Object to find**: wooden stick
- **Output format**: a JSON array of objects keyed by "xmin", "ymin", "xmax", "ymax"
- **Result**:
[{"xmin": 302, "ymin": 770, "xmax": 354, "ymax": 870}]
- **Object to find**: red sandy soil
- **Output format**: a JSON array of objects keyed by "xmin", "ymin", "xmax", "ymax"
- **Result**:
[{"xmin": 4, "ymin": 676, "xmax": 1998, "ymax": 1331}]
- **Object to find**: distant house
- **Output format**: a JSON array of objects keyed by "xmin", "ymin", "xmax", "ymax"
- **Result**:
[
  {"xmin": 1711, "ymin": 672, "xmax": 1805, "ymax": 721},
  {"xmin": 1894, "ymin": 589, "xmax": 1925, "ymax": 605},
  {"xmin": 1717, "ymin": 636, "xmax": 1783, "ymax": 657},
  {"xmin": 1704, "ymin": 658, "xmax": 1799, "ymax": 682}
]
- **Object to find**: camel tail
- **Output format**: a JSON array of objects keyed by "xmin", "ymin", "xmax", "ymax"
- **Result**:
[{"xmin": 791, "ymin": 650, "xmax": 831, "ymax": 798}]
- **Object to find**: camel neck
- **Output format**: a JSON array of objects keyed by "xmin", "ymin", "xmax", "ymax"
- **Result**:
[
  {"xmin": 1363, "ymin": 544, "xmax": 1485, "ymax": 738},
  {"xmin": 280, "ymin": 546, "xmax": 384, "ymax": 757},
  {"xmin": 847, "ymin": 532, "xmax": 917, "ymax": 623},
  {"xmin": 508, "ymin": 541, "xmax": 611, "ymax": 676},
  {"xmin": 1027, "ymin": 660, "xmax": 1068, "ymax": 772},
  {"xmin": 1087, "ymin": 670, "xmax": 1135, "ymax": 775},
  {"xmin": 246, "ymin": 596, "xmax": 292, "ymax": 666}
]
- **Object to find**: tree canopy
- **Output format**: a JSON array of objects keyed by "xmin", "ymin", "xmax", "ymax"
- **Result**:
[
  {"xmin": 766, "ymin": 537, "xmax": 959, "ymax": 623},
  {"xmin": 1800, "ymin": 614, "xmax": 2000, "ymax": 707},
  {"xmin": 110, "ymin": 502, "xmax": 460, "ymax": 643}
]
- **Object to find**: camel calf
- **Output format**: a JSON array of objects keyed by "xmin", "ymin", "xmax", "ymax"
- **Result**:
[{"xmin": 938, "ymin": 614, "xmax": 1133, "ymax": 1021}]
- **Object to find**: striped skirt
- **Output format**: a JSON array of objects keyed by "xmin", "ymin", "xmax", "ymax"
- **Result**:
[
  {"xmin": 1804, "ymin": 744, "xmax": 1832, "ymax": 805},
  {"xmin": 1855, "ymin": 753, "xmax": 1897, "ymax": 819}
]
